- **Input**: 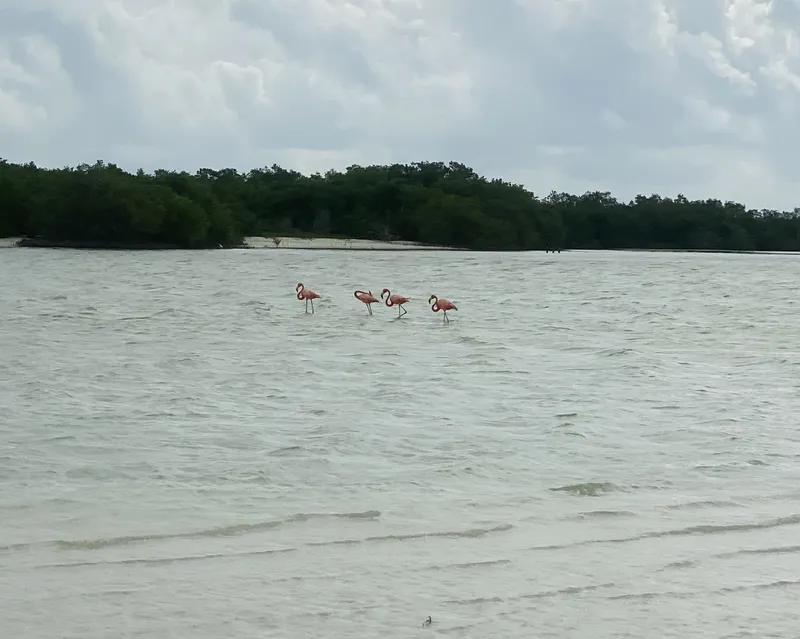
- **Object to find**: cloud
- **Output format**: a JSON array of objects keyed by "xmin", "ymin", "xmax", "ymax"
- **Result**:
[{"xmin": 1, "ymin": 0, "xmax": 799, "ymax": 209}]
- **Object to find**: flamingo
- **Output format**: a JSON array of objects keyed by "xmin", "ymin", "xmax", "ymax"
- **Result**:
[
  {"xmin": 381, "ymin": 288, "xmax": 410, "ymax": 317},
  {"xmin": 354, "ymin": 289, "xmax": 379, "ymax": 315},
  {"xmin": 296, "ymin": 282, "xmax": 320, "ymax": 314},
  {"xmin": 429, "ymin": 294, "xmax": 457, "ymax": 323}
]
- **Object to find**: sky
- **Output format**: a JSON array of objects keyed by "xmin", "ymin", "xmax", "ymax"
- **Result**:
[{"xmin": 1, "ymin": 0, "xmax": 799, "ymax": 210}]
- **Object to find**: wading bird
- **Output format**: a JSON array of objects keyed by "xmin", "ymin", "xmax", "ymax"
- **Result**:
[
  {"xmin": 428, "ymin": 295, "xmax": 457, "ymax": 323},
  {"xmin": 354, "ymin": 289, "xmax": 380, "ymax": 315},
  {"xmin": 381, "ymin": 288, "xmax": 410, "ymax": 317},
  {"xmin": 296, "ymin": 283, "xmax": 320, "ymax": 313}
]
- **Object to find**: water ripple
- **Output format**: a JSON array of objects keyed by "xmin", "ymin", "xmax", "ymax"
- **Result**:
[{"xmin": 3, "ymin": 249, "xmax": 800, "ymax": 638}]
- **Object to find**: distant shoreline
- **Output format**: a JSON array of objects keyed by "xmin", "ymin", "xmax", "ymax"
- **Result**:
[
  {"xmin": 2, "ymin": 236, "xmax": 466, "ymax": 251},
  {"xmin": 241, "ymin": 236, "xmax": 465, "ymax": 251},
  {"xmin": 607, "ymin": 248, "xmax": 800, "ymax": 255},
  {"xmin": 3, "ymin": 236, "xmax": 800, "ymax": 255}
]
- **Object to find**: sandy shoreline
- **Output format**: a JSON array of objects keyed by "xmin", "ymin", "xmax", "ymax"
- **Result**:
[
  {"xmin": 0, "ymin": 236, "xmax": 459, "ymax": 251},
  {"xmin": 5, "ymin": 235, "xmax": 796, "ymax": 253},
  {"xmin": 242, "ymin": 236, "xmax": 459, "ymax": 250}
]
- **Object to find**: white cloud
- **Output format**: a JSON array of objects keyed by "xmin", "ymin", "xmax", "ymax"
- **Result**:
[
  {"xmin": 0, "ymin": 0, "xmax": 799, "ymax": 209},
  {"xmin": 0, "ymin": 34, "xmax": 76, "ymax": 133}
]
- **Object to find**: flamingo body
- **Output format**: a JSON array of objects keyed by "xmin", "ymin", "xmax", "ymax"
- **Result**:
[
  {"xmin": 428, "ymin": 294, "xmax": 457, "ymax": 323},
  {"xmin": 354, "ymin": 289, "xmax": 379, "ymax": 315},
  {"xmin": 296, "ymin": 282, "xmax": 320, "ymax": 313},
  {"xmin": 381, "ymin": 288, "xmax": 410, "ymax": 317}
]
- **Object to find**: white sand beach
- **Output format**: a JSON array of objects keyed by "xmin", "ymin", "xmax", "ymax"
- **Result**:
[
  {"xmin": 243, "ymin": 236, "xmax": 459, "ymax": 250},
  {"xmin": 0, "ymin": 235, "xmax": 460, "ymax": 250}
]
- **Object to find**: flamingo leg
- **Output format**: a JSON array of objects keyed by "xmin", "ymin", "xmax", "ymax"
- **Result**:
[
  {"xmin": 304, "ymin": 298, "xmax": 309, "ymax": 314},
  {"xmin": 443, "ymin": 310, "xmax": 449, "ymax": 323},
  {"xmin": 399, "ymin": 305, "xmax": 407, "ymax": 317},
  {"xmin": 310, "ymin": 299, "xmax": 314, "ymax": 314},
  {"xmin": 367, "ymin": 303, "xmax": 372, "ymax": 316}
]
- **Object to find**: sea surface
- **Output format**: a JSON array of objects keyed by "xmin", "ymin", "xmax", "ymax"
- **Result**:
[{"xmin": 2, "ymin": 248, "xmax": 800, "ymax": 638}]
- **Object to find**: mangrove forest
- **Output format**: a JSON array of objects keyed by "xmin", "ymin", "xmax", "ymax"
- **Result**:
[{"xmin": 1, "ymin": 158, "xmax": 799, "ymax": 251}]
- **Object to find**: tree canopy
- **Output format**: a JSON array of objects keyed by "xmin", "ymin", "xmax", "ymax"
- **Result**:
[{"xmin": 1, "ymin": 158, "xmax": 798, "ymax": 251}]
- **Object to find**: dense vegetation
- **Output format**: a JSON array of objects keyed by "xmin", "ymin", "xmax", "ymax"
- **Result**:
[{"xmin": 1, "ymin": 158, "xmax": 799, "ymax": 251}]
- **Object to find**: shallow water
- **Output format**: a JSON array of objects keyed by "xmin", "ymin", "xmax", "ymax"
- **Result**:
[{"xmin": 2, "ymin": 248, "xmax": 800, "ymax": 638}]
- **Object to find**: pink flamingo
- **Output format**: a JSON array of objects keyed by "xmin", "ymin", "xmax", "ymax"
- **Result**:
[
  {"xmin": 429, "ymin": 294, "xmax": 457, "ymax": 323},
  {"xmin": 354, "ymin": 289, "xmax": 379, "ymax": 315},
  {"xmin": 381, "ymin": 288, "xmax": 410, "ymax": 317},
  {"xmin": 296, "ymin": 282, "xmax": 320, "ymax": 313}
]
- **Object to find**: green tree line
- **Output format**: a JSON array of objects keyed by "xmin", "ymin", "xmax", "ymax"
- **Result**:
[{"xmin": 1, "ymin": 158, "xmax": 799, "ymax": 250}]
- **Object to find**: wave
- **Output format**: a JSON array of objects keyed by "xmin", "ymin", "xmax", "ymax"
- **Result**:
[
  {"xmin": 595, "ymin": 348, "xmax": 638, "ymax": 357},
  {"xmin": 1, "ymin": 510, "xmax": 383, "ymax": 552},
  {"xmin": 444, "ymin": 581, "xmax": 617, "ymax": 606},
  {"xmin": 549, "ymin": 482, "xmax": 622, "ymax": 496},
  {"xmin": 428, "ymin": 558, "xmax": 512, "ymax": 571},
  {"xmin": 529, "ymin": 513, "xmax": 800, "ymax": 552},
  {"xmin": 718, "ymin": 544, "xmax": 800, "ymax": 558},
  {"xmin": 659, "ymin": 543, "xmax": 800, "ymax": 573},
  {"xmin": 21, "ymin": 521, "xmax": 514, "ymax": 573},
  {"xmin": 39, "ymin": 547, "xmax": 296, "ymax": 569},
  {"xmin": 565, "ymin": 510, "xmax": 637, "ymax": 521},
  {"xmin": 608, "ymin": 578, "xmax": 800, "ymax": 601},
  {"xmin": 306, "ymin": 523, "xmax": 513, "ymax": 547},
  {"xmin": 666, "ymin": 499, "xmax": 743, "ymax": 510}
]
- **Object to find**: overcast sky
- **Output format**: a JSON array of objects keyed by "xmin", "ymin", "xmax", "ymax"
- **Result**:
[{"xmin": 1, "ymin": 0, "xmax": 798, "ymax": 209}]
